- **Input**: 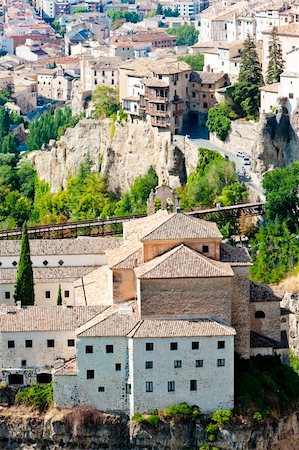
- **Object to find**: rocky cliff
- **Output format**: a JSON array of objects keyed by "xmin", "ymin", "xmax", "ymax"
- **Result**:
[
  {"xmin": 1, "ymin": 406, "xmax": 299, "ymax": 450},
  {"xmin": 27, "ymin": 118, "xmax": 191, "ymax": 194}
]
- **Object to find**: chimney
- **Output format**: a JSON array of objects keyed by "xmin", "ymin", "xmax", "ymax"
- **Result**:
[
  {"xmin": 176, "ymin": 206, "xmax": 182, "ymax": 213},
  {"xmin": 16, "ymin": 301, "xmax": 22, "ymax": 310}
]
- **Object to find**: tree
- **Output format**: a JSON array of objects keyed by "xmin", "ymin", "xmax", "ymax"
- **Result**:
[
  {"xmin": 92, "ymin": 86, "xmax": 119, "ymax": 119},
  {"xmin": 266, "ymin": 27, "xmax": 284, "ymax": 84},
  {"xmin": 229, "ymin": 34, "xmax": 263, "ymax": 118},
  {"xmin": 167, "ymin": 25, "xmax": 199, "ymax": 46},
  {"xmin": 71, "ymin": 6, "xmax": 88, "ymax": 14},
  {"xmin": 0, "ymin": 133, "xmax": 18, "ymax": 155},
  {"xmin": 156, "ymin": 3, "xmax": 163, "ymax": 14},
  {"xmin": 207, "ymin": 102, "xmax": 232, "ymax": 141},
  {"xmin": 57, "ymin": 284, "xmax": 62, "ymax": 305},
  {"xmin": 0, "ymin": 107, "xmax": 10, "ymax": 140},
  {"xmin": 14, "ymin": 223, "xmax": 35, "ymax": 305},
  {"xmin": 178, "ymin": 54, "xmax": 204, "ymax": 71}
]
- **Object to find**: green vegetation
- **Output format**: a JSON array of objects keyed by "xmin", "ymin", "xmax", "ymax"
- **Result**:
[
  {"xmin": 132, "ymin": 412, "xmax": 161, "ymax": 426},
  {"xmin": 71, "ymin": 6, "xmax": 88, "ymax": 14},
  {"xmin": 107, "ymin": 9, "xmax": 142, "ymax": 24},
  {"xmin": 26, "ymin": 107, "xmax": 79, "ymax": 151},
  {"xmin": 207, "ymin": 102, "xmax": 232, "ymax": 141},
  {"xmin": 156, "ymin": 2, "xmax": 179, "ymax": 16},
  {"xmin": 132, "ymin": 403, "xmax": 200, "ymax": 426},
  {"xmin": 14, "ymin": 223, "xmax": 35, "ymax": 305},
  {"xmin": 199, "ymin": 445, "xmax": 220, "ymax": 450},
  {"xmin": 52, "ymin": 18, "xmax": 66, "ymax": 36},
  {"xmin": 235, "ymin": 355, "xmax": 299, "ymax": 415},
  {"xmin": 15, "ymin": 383, "xmax": 53, "ymax": 411},
  {"xmin": 204, "ymin": 410, "xmax": 233, "ymax": 442},
  {"xmin": 250, "ymin": 163, "xmax": 299, "ymax": 283},
  {"xmin": 266, "ymin": 27, "xmax": 284, "ymax": 84},
  {"xmin": 178, "ymin": 148, "xmax": 247, "ymax": 211},
  {"xmin": 57, "ymin": 284, "xmax": 62, "ymax": 306},
  {"xmin": 167, "ymin": 24, "xmax": 199, "ymax": 46},
  {"xmin": 0, "ymin": 86, "xmax": 13, "ymax": 106},
  {"xmin": 178, "ymin": 53, "xmax": 204, "ymax": 71},
  {"xmin": 92, "ymin": 86, "xmax": 120, "ymax": 119}
]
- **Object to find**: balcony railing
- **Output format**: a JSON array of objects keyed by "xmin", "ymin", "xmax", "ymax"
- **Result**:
[
  {"xmin": 147, "ymin": 108, "xmax": 170, "ymax": 117},
  {"xmin": 151, "ymin": 118, "xmax": 170, "ymax": 128},
  {"xmin": 145, "ymin": 93, "xmax": 169, "ymax": 102}
]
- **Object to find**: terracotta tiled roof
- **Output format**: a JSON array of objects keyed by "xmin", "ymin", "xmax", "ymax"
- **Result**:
[
  {"xmin": 134, "ymin": 244, "xmax": 234, "ymax": 279},
  {"xmin": 107, "ymin": 241, "xmax": 142, "ymax": 269},
  {"xmin": 250, "ymin": 281, "xmax": 281, "ymax": 302},
  {"xmin": 191, "ymin": 71, "xmax": 225, "ymax": 84},
  {"xmin": 220, "ymin": 243, "xmax": 251, "ymax": 265},
  {"xmin": 141, "ymin": 213, "xmax": 222, "ymax": 240},
  {"xmin": 0, "ymin": 306, "xmax": 107, "ymax": 332},
  {"xmin": 123, "ymin": 210, "xmax": 169, "ymax": 242},
  {"xmin": 260, "ymin": 82, "xmax": 279, "ymax": 93},
  {"xmin": 129, "ymin": 318, "xmax": 236, "ymax": 338},
  {"xmin": 0, "ymin": 266, "xmax": 97, "ymax": 284}
]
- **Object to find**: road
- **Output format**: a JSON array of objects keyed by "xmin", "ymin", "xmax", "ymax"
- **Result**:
[{"xmin": 185, "ymin": 136, "xmax": 265, "ymax": 200}]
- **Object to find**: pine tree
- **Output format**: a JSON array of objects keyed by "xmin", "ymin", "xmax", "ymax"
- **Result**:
[
  {"xmin": 14, "ymin": 223, "xmax": 35, "ymax": 305},
  {"xmin": 238, "ymin": 34, "xmax": 263, "ymax": 87},
  {"xmin": 156, "ymin": 3, "xmax": 163, "ymax": 14},
  {"xmin": 57, "ymin": 284, "xmax": 62, "ymax": 306},
  {"xmin": 266, "ymin": 27, "xmax": 284, "ymax": 84}
]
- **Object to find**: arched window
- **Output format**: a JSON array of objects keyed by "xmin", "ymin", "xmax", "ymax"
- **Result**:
[
  {"xmin": 281, "ymin": 318, "xmax": 287, "ymax": 323},
  {"xmin": 255, "ymin": 310, "xmax": 265, "ymax": 319}
]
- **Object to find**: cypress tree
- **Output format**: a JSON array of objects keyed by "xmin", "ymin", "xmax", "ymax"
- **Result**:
[
  {"xmin": 238, "ymin": 34, "xmax": 263, "ymax": 87},
  {"xmin": 57, "ymin": 284, "xmax": 62, "ymax": 306},
  {"xmin": 14, "ymin": 223, "xmax": 35, "ymax": 305},
  {"xmin": 266, "ymin": 27, "xmax": 284, "ymax": 84}
]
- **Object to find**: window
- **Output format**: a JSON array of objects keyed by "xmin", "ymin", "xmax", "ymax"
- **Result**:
[
  {"xmin": 203, "ymin": 102, "xmax": 208, "ymax": 109},
  {"xmin": 170, "ymin": 342, "xmax": 178, "ymax": 350},
  {"xmin": 5, "ymin": 291, "xmax": 10, "ymax": 299},
  {"xmin": 58, "ymin": 260, "xmax": 64, "ymax": 266},
  {"xmin": 192, "ymin": 341, "xmax": 199, "ymax": 350},
  {"xmin": 43, "ymin": 260, "xmax": 48, "ymax": 266},
  {"xmin": 106, "ymin": 345, "xmax": 114, "ymax": 353},
  {"xmin": 115, "ymin": 363, "xmax": 121, "ymax": 371},
  {"xmin": 145, "ymin": 361, "xmax": 153, "ymax": 369},
  {"xmin": 217, "ymin": 359, "xmax": 225, "ymax": 367},
  {"xmin": 255, "ymin": 310, "xmax": 266, "ymax": 318},
  {"xmin": 86, "ymin": 370, "xmax": 94, "ymax": 379},
  {"xmin": 190, "ymin": 379, "xmax": 197, "ymax": 391},
  {"xmin": 12, "ymin": 261, "xmax": 17, "ymax": 266},
  {"xmin": 68, "ymin": 339, "xmax": 75, "ymax": 347},
  {"xmin": 64, "ymin": 290, "xmax": 70, "ymax": 298},
  {"xmin": 168, "ymin": 381, "xmax": 175, "ymax": 392},
  {"xmin": 202, "ymin": 245, "xmax": 209, "ymax": 253},
  {"xmin": 146, "ymin": 342, "xmax": 154, "ymax": 351},
  {"xmin": 289, "ymin": 93, "xmax": 294, "ymax": 99},
  {"xmin": 196, "ymin": 359, "xmax": 203, "ymax": 367},
  {"xmin": 98, "ymin": 386, "xmax": 105, "ymax": 392},
  {"xmin": 47, "ymin": 339, "xmax": 55, "ymax": 348},
  {"xmin": 146, "ymin": 381, "xmax": 153, "ymax": 392},
  {"xmin": 21, "ymin": 359, "xmax": 26, "ymax": 366},
  {"xmin": 126, "ymin": 383, "xmax": 131, "ymax": 394},
  {"xmin": 25, "ymin": 340, "xmax": 32, "ymax": 348},
  {"xmin": 45, "ymin": 291, "xmax": 51, "ymax": 299},
  {"xmin": 192, "ymin": 92, "xmax": 196, "ymax": 98},
  {"xmin": 218, "ymin": 340, "xmax": 225, "ymax": 349},
  {"xmin": 174, "ymin": 360, "xmax": 182, "ymax": 368},
  {"xmin": 85, "ymin": 345, "xmax": 93, "ymax": 353},
  {"xmin": 8, "ymin": 340, "xmax": 15, "ymax": 348}
]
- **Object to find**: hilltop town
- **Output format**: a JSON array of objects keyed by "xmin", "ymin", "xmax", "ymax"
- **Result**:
[{"xmin": 0, "ymin": 0, "xmax": 298, "ymax": 448}]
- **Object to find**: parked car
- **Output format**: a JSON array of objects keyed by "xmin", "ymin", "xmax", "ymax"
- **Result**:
[
  {"xmin": 237, "ymin": 151, "xmax": 245, "ymax": 157},
  {"xmin": 243, "ymin": 156, "xmax": 251, "ymax": 165}
]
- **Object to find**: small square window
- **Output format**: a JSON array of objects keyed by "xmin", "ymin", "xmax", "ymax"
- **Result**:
[
  {"xmin": 47, "ymin": 339, "xmax": 55, "ymax": 348},
  {"xmin": 106, "ymin": 345, "xmax": 114, "ymax": 353},
  {"xmin": 126, "ymin": 383, "xmax": 131, "ymax": 394},
  {"xmin": 174, "ymin": 360, "xmax": 182, "ymax": 368},
  {"xmin": 25, "ymin": 340, "xmax": 32, "ymax": 348},
  {"xmin": 196, "ymin": 359, "xmax": 203, "ymax": 367},
  {"xmin": 146, "ymin": 381, "xmax": 153, "ymax": 392},
  {"xmin": 21, "ymin": 359, "xmax": 26, "ymax": 366},
  {"xmin": 202, "ymin": 245, "xmax": 209, "ymax": 253},
  {"xmin": 115, "ymin": 363, "xmax": 121, "ymax": 371},
  {"xmin": 289, "ymin": 93, "xmax": 294, "ymax": 99},
  {"xmin": 217, "ymin": 359, "xmax": 225, "ymax": 367},
  {"xmin": 168, "ymin": 381, "xmax": 175, "ymax": 392},
  {"xmin": 218, "ymin": 341, "xmax": 225, "ymax": 349},
  {"xmin": 64, "ymin": 290, "xmax": 70, "ymax": 298},
  {"xmin": 192, "ymin": 341, "xmax": 199, "ymax": 350},
  {"xmin": 86, "ymin": 370, "xmax": 94, "ymax": 379},
  {"xmin": 146, "ymin": 342, "xmax": 154, "ymax": 351},
  {"xmin": 190, "ymin": 379, "xmax": 197, "ymax": 391},
  {"xmin": 68, "ymin": 339, "xmax": 75, "ymax": 347},
  {"xmin": 145, "ymin": 361, "xmax": 153, "ymax": 369},
  {"xmin": 98, "ymin": 386, "xmax": 105, "ymax": 392},
  {"xmin": 170, "ymin": 342, "xmax": 178, "ymax": 351},
  {"xmin": 8, "ymin": 340, "xmax": 15, "ymax": 348},
  {"xmin": 45, "ymin": 291, "xmax": 51, "ymax": 299},
  {"xmin": 5, "ymin": 291, "xmax": 10, "ymax": 299},
  {"xmin": 86, "ymin": 345, "xmax": 93, "ymax": 354}
]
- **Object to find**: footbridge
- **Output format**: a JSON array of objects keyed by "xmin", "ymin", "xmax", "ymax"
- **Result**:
[{"xmin": 0, "ymin": 202, "xmax": 265, "ymax": 240}]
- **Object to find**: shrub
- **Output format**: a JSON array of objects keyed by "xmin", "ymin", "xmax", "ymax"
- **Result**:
[
  {"xmin": 207, "ymin": 102, "xmax": 232, "ymax": 141},
  {"xmin": 204, "ymin": 422, "xmax": 219, "ymax": 441},
  {"xmin": 199, "ymin": 445, "xmax": 220, "ymax": 450},
  {"xmin": 164, "ymin": 403, "xmax": 200, "ymax": 420},
  {"xmin": 15, "ymin": 382, "xmax": 53, "ymax": 412},
  {"xmin": 132, "ymin": 413, "xmax": 145, "ymax": 423},
  {"xmin": 211, "ymin": 409, "xmax": 233, "ymax": 426},
  {"xmin": 145, "ymin": 414, "xmax": 161, "ymax": 426}
]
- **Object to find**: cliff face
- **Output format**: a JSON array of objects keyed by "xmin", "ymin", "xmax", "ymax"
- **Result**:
[
  {"xmin": 1, "ymin": 407, "xmax": 299, "ymax": 450},
  {"xmin": 27, "ymin": 118, "xmax": 190, "ymax": 194}
]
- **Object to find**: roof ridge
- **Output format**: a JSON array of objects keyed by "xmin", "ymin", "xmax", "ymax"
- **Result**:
[
  {"xmin": 184, "ymin": 245, "xmax": 230, "ymax": 273},
  {"xmin": 138, "ymin": 243, "xmax": 185, "ymax": 276},
  {"xmin": 141, "ymin": 212, "xmax": 175, "ymax": 240}
]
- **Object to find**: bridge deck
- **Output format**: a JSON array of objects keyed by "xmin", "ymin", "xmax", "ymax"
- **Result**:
[{"xmin": 0, "ymin": 203, "xmax": 265, "ymax": 240}]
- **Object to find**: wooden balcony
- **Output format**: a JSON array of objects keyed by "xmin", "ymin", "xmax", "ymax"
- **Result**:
[
  {"xmin": 147, "ymin": 108, "xmax": 170, "ymax": 117},
  {"xmin": 151, "ymin": 118, "xmax": 170, "ymax": 128},
  {"xmin": 145, "ymin": 93, "xmax": 169, "ymax": 102}
]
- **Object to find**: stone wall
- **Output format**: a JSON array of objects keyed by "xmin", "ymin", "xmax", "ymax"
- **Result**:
[
  {"xmin": 210, "ymin": 120, "xmax": 260, "ymax": 157},
  {"xmin": 231, "ymin": 265, "xmax": 251, "ymax": 358}
]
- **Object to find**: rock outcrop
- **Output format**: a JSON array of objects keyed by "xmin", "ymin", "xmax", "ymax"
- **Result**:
[
  {"xmin": 1, "ymin": 406, "xmax": 299, "ymax": 449},
  {"xmin": 27, "ymin": 118, "xmax": 192, "ymax": 194}
]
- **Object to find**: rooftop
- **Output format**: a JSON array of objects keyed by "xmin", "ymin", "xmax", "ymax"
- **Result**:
[
  {"xmin": 250, "ymin": 281, "xmax": 281, "ymax": 302},
  {"xmin": 134, "ymin": 244, "xmax": 234, "ymax": 279}
]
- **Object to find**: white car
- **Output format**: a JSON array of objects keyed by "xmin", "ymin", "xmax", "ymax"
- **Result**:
[
  {"xmin": 237, "ymin": 151, "xmax": 245, "ymax": 157},
  {"xmin": 243, "ymin": 156, "xmax": 251, "ymax": 165}
]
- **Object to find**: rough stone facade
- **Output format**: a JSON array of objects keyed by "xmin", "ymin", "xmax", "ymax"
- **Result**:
[
  {"xmin": 250, "ymin": 301, "xmax": 281, "ymax": 342},
  {"xmin": 210, "ymin": 120, "xmax": 259, "ymax": 157}
]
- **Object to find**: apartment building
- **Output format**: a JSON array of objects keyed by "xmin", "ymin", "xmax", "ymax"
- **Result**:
[
  {"xmin": 119, "ymin": 58, "xmax": 192, "ymax": 134},
  {"xmin": 36, "ymin": 67, "xmax": 78, "ymax": 101},
  {"xmin": 81, "ymin": 56, "xmax": 122, "ymax": 91}
]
